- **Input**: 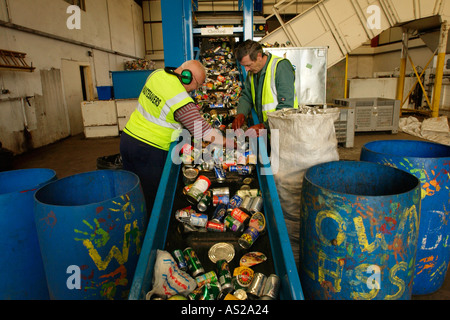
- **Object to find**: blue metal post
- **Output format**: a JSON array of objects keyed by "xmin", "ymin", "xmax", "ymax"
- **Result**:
[
  {"xmin": 242, "ymin": 0, "xmax": 254, "ymax": 40},
  {"xmin": 161, "ymin": 0, "xmax": 193, "ymax": 66},
  {"xmin": 183, "ymin": 0, "xmax": 194, "ymax": 61}
]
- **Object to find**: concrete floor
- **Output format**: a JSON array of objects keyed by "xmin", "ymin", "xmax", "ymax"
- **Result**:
[{"xmin": 11, "ymin": 131, "xmax": 450, "ymax": 300}]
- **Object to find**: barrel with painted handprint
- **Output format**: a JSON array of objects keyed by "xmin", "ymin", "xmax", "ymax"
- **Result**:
[
  {"xmin": 361, "ymin": 140, "xmax": 450, "ymax": 295},
  {"xmin": 34, "ymin": 170, "xmax": 147, "ymax": 300}
]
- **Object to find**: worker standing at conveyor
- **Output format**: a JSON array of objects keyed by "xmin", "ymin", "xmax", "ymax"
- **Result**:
[
  {"xmin": 120, "ymin": 60, "xmax": 232, "ymax": 216},
  {"xmin": 232, "ymin": 40, "xmax": 298, "ymax": 136}
]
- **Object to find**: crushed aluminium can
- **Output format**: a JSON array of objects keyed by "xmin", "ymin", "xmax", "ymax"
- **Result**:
[
  {"xmin": 216, "ymin": 259, "xmax": 233, "ymax": 292},
  {"xmin": 260, "ymin": 274, "xmax": 281, "ymax": 300},
  {"xmin": 247, "ymin": 272, "xmax": 267, "ymax": 299},
  {"xmin": 211, "ymin": 203, "xmax": 227, "ymax": 223},
  {"xmin": 183, "ymin": 247, "xmax": 205, "ymax": 277},
  {"xmin": 172, "ymin": 249, "xmax": 188, "ymax": 271},
  {"xmin": 214, "ymin": 165, "xmax": 226, "ymax": 183},
  {"xmin": 197, "ymin": 191, "xmax": 212, "ymax": 212},
  {"xmin": 249, "ymin": 196, "xmax": 264, "ymax": 214},
  {"xmin": 238, "ymin": 196, "xmax": 253, "ymax": 214}
]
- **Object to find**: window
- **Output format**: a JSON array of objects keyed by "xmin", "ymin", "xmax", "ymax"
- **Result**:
[{"xmin": 64, "ymin": 0, "xmax": 86, "ymax": 11}]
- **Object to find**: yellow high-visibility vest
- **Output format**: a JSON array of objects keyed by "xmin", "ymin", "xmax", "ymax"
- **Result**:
[
  {"xmin": 250, "ymin": 55, "xmax": 298, "ymax": 122},
  {"xmin": 124, "ymin": 69, "xmax": 193, "ymax": 151}
]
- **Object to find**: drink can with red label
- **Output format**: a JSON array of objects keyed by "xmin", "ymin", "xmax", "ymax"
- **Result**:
[
  {"xmin": 206, "ymin": 221, "xmax": 226, "ymax": 232},
  {"xmin": 230, "ymin": 207, "xmax": 250, "ymax": 224},
  {"xmin": 213, "ymin": 194, "xmax": 229, "ymax": 206}
]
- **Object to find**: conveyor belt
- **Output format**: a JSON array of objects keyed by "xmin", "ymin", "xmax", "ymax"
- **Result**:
[{"xmin": 164, "ymin": 164, "xmax": 276, "ymax": 281}]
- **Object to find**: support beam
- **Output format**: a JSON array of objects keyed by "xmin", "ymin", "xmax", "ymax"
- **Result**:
[
  {"xmin": 242, "ymin": 0, "xmax": 253, "ymax": 40},
  {"xmin": 161, "ymin": 0, "xmax": 193, "ymax": 66},
  {"xmin": 431, "ymin": 21, "xmax": 449, "ymax": 118},
  {"xmin": 396, "ymin": 29, "xmax": 409, "ymax": 116}
]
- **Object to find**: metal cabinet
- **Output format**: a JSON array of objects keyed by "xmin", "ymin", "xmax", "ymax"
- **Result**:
[{"xmin": 334, "ymin": 98, "xmax": 400, "ymax": 134}]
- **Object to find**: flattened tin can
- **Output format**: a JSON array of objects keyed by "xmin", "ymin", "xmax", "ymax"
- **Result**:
[{"xmin": 236, "ymin": 189, "xmax": 261, "ymax": 198}]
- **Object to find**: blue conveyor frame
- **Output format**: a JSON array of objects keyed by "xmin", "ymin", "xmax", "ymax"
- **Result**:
[{"xmin": 128, "ymin": 110, "xmax": 304, "ymax": 300}]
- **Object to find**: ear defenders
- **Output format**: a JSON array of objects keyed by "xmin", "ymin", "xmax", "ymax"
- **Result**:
[{"xmin": 164, "ymin": 67, "xmax": 193, "ymax": 85}]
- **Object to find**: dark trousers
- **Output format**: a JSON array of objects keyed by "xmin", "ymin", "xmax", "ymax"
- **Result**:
[{"xmin": 120, "ymin": 132, "xmax": 168, "ymax": 217}]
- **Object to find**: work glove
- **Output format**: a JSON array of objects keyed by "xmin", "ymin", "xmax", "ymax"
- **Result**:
[
  {"xmin": 232, "ymin": 113, "xmax": 246, "ymax": 130},
  {"xmin": 245, "ymin": 123, "xmax": 266, "ymax": 138}
]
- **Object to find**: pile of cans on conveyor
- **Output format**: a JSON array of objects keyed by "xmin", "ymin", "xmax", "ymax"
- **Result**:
[
  {"xmin": 193, "ymin": 37, "xmax": 242, "ymax": 111},
  {"xmin": 167, "ymin": 247, "xmax": 280, "ymax": 300},
  {"xmin": 178, "ymin": 142, "xmax": 263, "ymax": 248},
  {"xmin": 160, "ymin": 142, "xmax": 280, "ymax": 300}
]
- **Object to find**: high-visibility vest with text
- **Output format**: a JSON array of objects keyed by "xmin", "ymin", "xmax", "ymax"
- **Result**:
[{"xmin": 124, "ymin": 69, "xmax": 192, "ymax": 151}]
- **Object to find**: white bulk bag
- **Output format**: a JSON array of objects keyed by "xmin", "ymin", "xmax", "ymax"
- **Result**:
[{"xmin": 267, "ymin": 107, "xmax": 340, "ymax": 266}]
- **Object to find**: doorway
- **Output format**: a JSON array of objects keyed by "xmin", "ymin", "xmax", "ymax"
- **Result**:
[{"xmin": 61, "ymin": 60, "xmax": 94, "ymax": 135}]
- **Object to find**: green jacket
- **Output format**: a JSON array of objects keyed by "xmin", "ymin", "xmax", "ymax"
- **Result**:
[{"xmin": 237, "ymin": 53, "xmax": 297, "ymax": 128}]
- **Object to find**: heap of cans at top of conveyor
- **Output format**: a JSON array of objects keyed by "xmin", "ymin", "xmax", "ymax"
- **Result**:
[{"xmin": 193, "ymin": 37, "xmax": 242, "ymax": 110}]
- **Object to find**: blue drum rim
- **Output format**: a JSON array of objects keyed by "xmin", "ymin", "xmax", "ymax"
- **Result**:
[
  {"xmin": 0, "ymin": 168, "xmax": 57, "ymax": 196},
  {"xmin": 34, "ymin": 169, "xmax": 141, "ymax": 207},
  {"xmin": 304, "ymin": 160, "xmax": 421, "ymax": 197},
  {"xmin": 362, "ymin": 139, "xmax": 450, "ymax": 160}
]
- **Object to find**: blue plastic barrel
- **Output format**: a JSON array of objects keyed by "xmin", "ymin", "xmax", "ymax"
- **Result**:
[
  {"xmin": 0, "ymin": 168, "xmax": 56, "ymax": 299},
  {"xmin": 361, "ymin": 139, "xmax": 450, "ymax": 295},
  {"xmin": 299, "ymin": 161, "xmax": 421, "ymax": 300},
  {"xmin": 34, "ymin": 170, "xmax": 148, "ymax": 300}
]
